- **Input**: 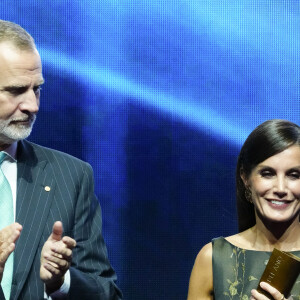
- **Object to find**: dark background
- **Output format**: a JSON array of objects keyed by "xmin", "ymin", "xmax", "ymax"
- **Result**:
[{"xmin": 1, "ymin": 1, "xmax": 300, "ymax": 299}]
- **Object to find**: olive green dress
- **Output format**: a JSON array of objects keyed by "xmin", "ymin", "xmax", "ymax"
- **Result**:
[{"xmin": 212, "ymin": 237, "xmax": 300, "ymax": 299}]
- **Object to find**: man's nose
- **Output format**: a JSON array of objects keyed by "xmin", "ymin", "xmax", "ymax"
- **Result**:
[{"xmin": 18, "ymin": 90, "xmax": 39, "ymax": 114}]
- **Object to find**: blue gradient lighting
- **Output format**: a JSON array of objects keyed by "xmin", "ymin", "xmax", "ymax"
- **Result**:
[{"xmin": 40, "ymin": 47, "xmax": 249, "ymax": 146}]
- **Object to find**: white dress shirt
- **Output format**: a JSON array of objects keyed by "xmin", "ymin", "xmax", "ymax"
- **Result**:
[{"xmin": 1, "ymin": 142, "xmax": 70, "ymax": 299}]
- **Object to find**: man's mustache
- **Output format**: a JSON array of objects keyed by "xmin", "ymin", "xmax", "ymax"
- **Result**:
[{"xmin": 10, "ymin": 114, "xmax": 36, "ymax": 123}]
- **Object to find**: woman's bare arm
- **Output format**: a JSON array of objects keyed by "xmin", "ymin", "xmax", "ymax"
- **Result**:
[{"xmin": 187, "ymin": 242, "xmax": 214, "ymax": 300}]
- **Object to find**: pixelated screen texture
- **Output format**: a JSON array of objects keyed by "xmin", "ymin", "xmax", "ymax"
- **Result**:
[{"xmin": 1, "ymin": 1, "xmax": 299, "ymax": 299}]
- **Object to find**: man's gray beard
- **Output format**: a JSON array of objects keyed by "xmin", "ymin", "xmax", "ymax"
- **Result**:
[{"xmin": 0, "ymin": 116, "xmax": 36, "ymax": 145}]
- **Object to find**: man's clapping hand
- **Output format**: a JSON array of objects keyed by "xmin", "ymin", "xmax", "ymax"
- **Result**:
[
  {"xmin": 40, "ymin": 221, "xmax": 76, "ymax": 294},
  {"xmin": 0, "ymin": 223, "xmax": 22, "ymax": 281}
]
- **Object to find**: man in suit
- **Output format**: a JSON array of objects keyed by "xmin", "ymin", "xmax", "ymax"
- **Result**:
[{"xmin": 0, "ymin": 20, "xmax": 122, "ymax": 299}]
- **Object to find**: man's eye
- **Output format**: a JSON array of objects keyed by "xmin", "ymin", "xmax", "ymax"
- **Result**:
[
  {"xmin": 33, "ymin": 86, "xmax": 42, "ymax": 94},
  {"xmin": 7, "ymin": 87, "xmax": 27, "ymax": 95}
]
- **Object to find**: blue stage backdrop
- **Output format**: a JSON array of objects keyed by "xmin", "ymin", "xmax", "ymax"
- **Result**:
[{"xmin": 1, "ymin": 1, "xmax": 300, "ymax": 299}]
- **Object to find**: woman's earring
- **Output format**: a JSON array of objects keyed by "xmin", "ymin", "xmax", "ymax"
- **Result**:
[{"xmin": 245, "ymin": 188, "xmax": 253, "ymax": 203}]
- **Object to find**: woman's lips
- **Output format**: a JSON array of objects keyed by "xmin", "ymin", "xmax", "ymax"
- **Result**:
[{"xmin": 266, "ymin": 199, "xmax": 292, "ymax": 210}]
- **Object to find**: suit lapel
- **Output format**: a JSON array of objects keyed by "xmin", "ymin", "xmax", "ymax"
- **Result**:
[{"xmin": 11, "ymin": 141, "xmax": 56, "ymax": 299}]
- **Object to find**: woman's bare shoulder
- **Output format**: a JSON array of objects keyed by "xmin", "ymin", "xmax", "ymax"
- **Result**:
[
  {"xmin": 196, "ymin": 242, "xmax": 212, "ymax": 260},
  {"xmin": 187, "ymin": 243, "xmax": 213, "ymax": 300}
]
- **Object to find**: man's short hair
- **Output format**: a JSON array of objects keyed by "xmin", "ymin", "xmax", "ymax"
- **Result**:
[{"xmin": 0, "ymin": 20, "xmax": 36, "ymax": 50}]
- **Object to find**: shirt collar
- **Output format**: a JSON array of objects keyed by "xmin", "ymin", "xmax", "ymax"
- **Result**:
[{"xmin": 2, "ymin": 142, "xmax": 18, "ymax": 161}]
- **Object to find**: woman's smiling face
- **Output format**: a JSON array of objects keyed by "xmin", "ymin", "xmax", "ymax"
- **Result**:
[{"xmin": 244, "ymin": 145, "xmax": 300, "ymax": 224}]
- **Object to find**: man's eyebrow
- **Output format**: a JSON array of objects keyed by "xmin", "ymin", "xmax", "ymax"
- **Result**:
[{"xmin": 2, "ymin": 79, "xmax": 45, "ymax": 90}]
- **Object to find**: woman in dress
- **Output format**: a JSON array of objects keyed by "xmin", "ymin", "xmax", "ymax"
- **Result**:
[{"xmin": 187, "ymin": 119, "xmax": 300, "ymax": 299}]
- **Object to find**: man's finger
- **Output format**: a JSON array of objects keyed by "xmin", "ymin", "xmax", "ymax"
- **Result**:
[
  {"xmin": 49, "ymin": 221, "xmax": 63, "ymax": 241},
  {"xmin": 0, "ymin": 223, "xmax": 22, "ymax": 243},
  {"xmin": 44, "ymin": 255, "xmax": 69, "ymax": 269},
  {"xmin": 51, "ymin": 246, "xmax": 73, "ymax": 260},
  {"xmin": 62, "ymin": 236, "xmax": 76, "ymax": 249},
  {"xmin": 43, "ymin": 263, "xmax": 62, "ymax": 276}
]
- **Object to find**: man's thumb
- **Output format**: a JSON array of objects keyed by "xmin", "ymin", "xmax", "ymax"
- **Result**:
[{"xmin": 50, "ymin": 221, "xmax": 63, "ymax": 241}]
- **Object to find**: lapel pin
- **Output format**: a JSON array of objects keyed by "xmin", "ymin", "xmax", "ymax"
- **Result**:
[{"xmin": 45, "ymin": 186, "xmax": 51, "ymax": 192}]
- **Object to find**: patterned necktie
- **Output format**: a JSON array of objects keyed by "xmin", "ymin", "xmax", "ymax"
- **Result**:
[{"xmin": 0, "ymin": 152, "xmax": 14, "ymax": 300}]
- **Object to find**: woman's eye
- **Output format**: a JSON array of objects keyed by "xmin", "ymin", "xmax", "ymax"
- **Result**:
[
  {"xmin": 260, "ymin": 170, "xmax": 274, "ymax": 178},
  {"xmin": 288, "ymin": 172, "xmax": 300, "ymax": 179}
]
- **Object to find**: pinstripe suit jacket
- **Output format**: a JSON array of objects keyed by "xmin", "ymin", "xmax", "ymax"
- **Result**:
[{"xmin": 3, "ymin": 140, "xmax": 122, "ymax": 300}]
